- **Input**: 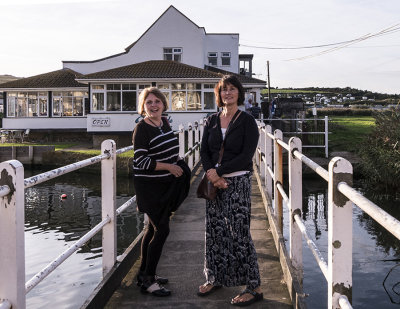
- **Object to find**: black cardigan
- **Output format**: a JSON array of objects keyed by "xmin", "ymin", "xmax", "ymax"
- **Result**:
[{"xmin": 200, "ymin": 111, "xmax": 259, "ymax": 176}]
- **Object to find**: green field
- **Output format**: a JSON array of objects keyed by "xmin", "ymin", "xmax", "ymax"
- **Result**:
[{"xmin": 329, "ymin": 116, "xmax": 375, "ymax": 152}]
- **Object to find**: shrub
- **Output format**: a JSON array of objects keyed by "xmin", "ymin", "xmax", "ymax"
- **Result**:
[{"xmin": 358, "ymin": 109, "xmax": 400, "ymax": 193}]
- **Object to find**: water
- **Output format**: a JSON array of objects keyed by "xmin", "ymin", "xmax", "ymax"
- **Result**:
[
  {"xmin": 287, "ymin": 176, "xmax": 400, "ymax": 308},
  {"xmin": 23, "ymin": 167, "xmax": 143, "ymax": 309},
  {"xmin": 23, "ymin": 167, "xmax": 400, "ymax": 308}
]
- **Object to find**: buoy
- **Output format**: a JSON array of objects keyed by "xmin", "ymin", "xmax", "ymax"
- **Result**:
[{"xmin": 61, "ymin": 194, "xmax": 67, "ymax": 199}]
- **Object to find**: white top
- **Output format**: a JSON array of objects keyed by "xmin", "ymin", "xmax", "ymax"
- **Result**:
[{"xmin": 219, "ymin": 128, "xmax": 248, "ymax": 178}]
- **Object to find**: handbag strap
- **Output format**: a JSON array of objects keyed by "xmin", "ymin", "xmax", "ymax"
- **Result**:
[{"xmin": 217, "ymin": 109, "xmax": 242, "ymax": 165}]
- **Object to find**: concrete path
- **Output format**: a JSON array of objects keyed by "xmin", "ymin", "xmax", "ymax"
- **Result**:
[{"xmin": 105, "ymin": 167, "xmax": 293, "ymax": 308}]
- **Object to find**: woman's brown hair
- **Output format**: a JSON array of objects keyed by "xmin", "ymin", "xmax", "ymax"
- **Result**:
[
  {"xmin": 214, "ymin": 75, "xmax": 245, "ymax": 108},
  {"xmin": 138, "ymin": 87, "xmax": 169, "ymax": 116}
]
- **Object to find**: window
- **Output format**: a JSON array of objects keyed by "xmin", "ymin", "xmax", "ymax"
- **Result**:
[
  {"xmin": 221, "ymin": 52, "xmax": 231, "ymax": 66},
  {"xmin": 203, "ymin": 84, "xmax": 216, "ymax": 110},
  {"xmin": 91, "ymin": 83, "xmax": 137, "ymax": 112},
  {"xmin": 53, "ymin": 91, "xmax": 87, "ymax": 117},
  {"xmin": 164, "ymin": 48, "xmax": 182, "ymax": 62},
  {"xmin": 6, "ymin": 92, "xmax": 48, "ymax": 117},
  {"xmin": 208, "ymin": 52, "xmax": 218, "ymax": 66},
  {"xmin": 158, "ymin": 83, "xmax": 210, "ymax": 111}
]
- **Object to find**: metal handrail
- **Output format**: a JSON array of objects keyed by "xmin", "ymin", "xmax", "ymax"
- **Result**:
[{"xmin": 24, "ymin": 152, "xmax": 111, "ymax": 188}]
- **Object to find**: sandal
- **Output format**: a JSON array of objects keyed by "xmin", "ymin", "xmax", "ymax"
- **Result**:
[
  {"xmin": 197, "ymin": 283, "xmax": 222, "ymax": 296},
  {"xmin": 231, "ymin": 288, "xmax": 263, "ymax": 307}
]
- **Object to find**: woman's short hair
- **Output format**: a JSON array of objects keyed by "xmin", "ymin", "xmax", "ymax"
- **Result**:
[
  {"xmin": 138, "ymin": 87, "xmax": 169, "ymax": 116},
  {"xmin": 214, "ymin": 75, "xmax": 245, "ymax": 108}
]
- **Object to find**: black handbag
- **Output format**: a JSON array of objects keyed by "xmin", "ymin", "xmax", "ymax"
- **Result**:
[{"xmin": 196, "ymin": 110, "xmax": 241, "ymax": 201}]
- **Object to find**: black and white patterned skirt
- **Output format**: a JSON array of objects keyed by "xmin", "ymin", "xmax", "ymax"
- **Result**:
[{"xmin": 203, "ymin": 173, "xmax": 261, "ymax": 290}]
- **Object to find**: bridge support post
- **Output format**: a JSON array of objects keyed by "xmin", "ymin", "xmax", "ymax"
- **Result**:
[
  {"xmin": 328, "ymin": 157, "xmax": 353, "ymax": 308},
  {"xmin": 188, "ymin": 123, "xmax": 193, "ymax": 170},
  {"xmin": 0, "ymin": 160, "xmax": 25, "ymax": 309},
  {"xmin": 289, "ymin": 137, "xmax": 303, "ymax": 283},
  {"xmin": 101, "ymin": 140, "xmax": 117, "ymax": 276},
  {"xmin": 274, "ymin": 129, "xmax": 283, "ymax": 233}
]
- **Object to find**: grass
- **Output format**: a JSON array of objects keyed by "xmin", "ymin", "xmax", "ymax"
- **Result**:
[
  {"xmin": 329, "ymin": 116, "xmax": 375, "ymax": 152},
  {"xmin": 0, "ymin": 142, "xmax": 134, "ymax": 157},
  {"xmin": 0, "ymin": 142, "xmax": 77, "ymax": 151}
]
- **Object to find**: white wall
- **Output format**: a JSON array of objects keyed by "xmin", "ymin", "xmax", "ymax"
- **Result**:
[
  {"xmin": 63, "ymin": 7, "xmax": 239, "ymax": 75},
  {"xmin": 64, "ymin": 7, "xmax": 206, "ymax": 74},
  {"xmin": 87, "ymin": 112, "xmax": 210, "ymax": 132},
  {"xmin": 3, "ymin": 118, "xmax": 87, "ymax": 129},
  {"xmin": 204, "ymin": 34, "xmax": 239, "ymax": 73}
]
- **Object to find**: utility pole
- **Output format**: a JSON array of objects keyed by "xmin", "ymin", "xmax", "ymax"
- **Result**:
[{"xmin": 267, "ymin": 61, "xmax": 271, "ymax": 103}]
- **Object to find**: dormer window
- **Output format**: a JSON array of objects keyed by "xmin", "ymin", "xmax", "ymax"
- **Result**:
[
  {"xmin": 208, "ymin": 52, "xmax": 218, "ymax": 66},
  {"xmin": 221, "ymin": 52, "xmax": 231, "ymax": 66},
  {"xmin": 164, "ymin": 48, "xmax": 182, "ymax": 62}
]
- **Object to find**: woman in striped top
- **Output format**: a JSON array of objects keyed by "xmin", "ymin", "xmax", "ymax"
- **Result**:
[{"xmin": 132, "ymin": 87, "xmax": 190, "ymax": 297}]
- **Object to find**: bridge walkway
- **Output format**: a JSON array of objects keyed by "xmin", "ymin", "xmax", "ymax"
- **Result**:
[{"xmin": 105, "ymin": 167, "xmax": 293, "ymax": 308}]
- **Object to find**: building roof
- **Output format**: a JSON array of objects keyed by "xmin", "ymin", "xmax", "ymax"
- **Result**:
[
  {"xmin": 78, "ymin": 60, "xmax": 223, "ymax": 80},
  {"xmin": 204, "ymin": 65, "xmax": 266, "ymax": 85},
  {"xmin": 0, "ymin": 69, "xmax": 86, "ymax": 89}
]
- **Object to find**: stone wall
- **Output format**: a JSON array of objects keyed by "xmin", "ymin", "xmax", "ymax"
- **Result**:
[{"xmin": 0, "ymin": 146, "xmax": 55, "ymax": 165}]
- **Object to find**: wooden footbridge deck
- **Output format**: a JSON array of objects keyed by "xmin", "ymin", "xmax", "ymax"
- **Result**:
[{"xmin": 103, "ymin": 166, "xmax": 293, "ymax": 308}]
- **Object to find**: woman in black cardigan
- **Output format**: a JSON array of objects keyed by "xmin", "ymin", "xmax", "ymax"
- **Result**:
[{"xmin": 198, "ymin": 75, "xmax": 263, "ymax": 306}]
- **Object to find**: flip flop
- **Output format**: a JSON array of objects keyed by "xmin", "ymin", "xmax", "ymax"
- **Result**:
[
  {"xmin": 231, "ymin": 288, "xmax": 263, "ymax": 307},
  {"xmin": 197, "ymin": 283, "xmax": 222, "ymax": 296}
]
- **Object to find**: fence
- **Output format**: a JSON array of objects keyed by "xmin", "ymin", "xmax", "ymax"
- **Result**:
[
  {"xmin": 260, "ymin": 117, "xmax": 329, "ymax": 158},
  {"xmin": 0, "ymin": 120, "xmax": 204, "ymax": 309},
  {"xmin": 255, "ymin": 122, "xmax": 400, "ymax": 309}
]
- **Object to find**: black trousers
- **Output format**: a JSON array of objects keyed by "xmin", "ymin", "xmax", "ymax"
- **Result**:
[{"xmin": 139, "ymin": 207, "xmax": 170, "ymax": 277}]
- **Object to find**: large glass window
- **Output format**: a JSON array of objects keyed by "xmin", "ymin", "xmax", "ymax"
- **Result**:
[
  {"xmin": 203, "ymin": 84, "xmax": 216, "ymax": 110},
  {"xmin": 53, "ymin": 91, "xmax": 87, "ymax": 117},
  {"xmin": 6, "ymin": 92, "xmax": 48, "ymax": 117},
  {"xmin": 164, "ymin": 48, "xmax": 182, "ymax": 62},
  {"xmin": 92, "ymin": 83, "xmax": 137, "ymax": 112}
]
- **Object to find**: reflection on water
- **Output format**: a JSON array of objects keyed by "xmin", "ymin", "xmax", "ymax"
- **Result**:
[
  {"xmin": 293, "ymin": 176, "xmax": 400, "ymax": 308},
  {"xmin": 24, "ymin": 168, "xmax": 142, "ymax": 309}
]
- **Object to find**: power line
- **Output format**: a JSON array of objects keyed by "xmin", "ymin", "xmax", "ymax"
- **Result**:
[
  {"xmin": 285, "ymin": 23, "xmax": 400, "ymax": 61},
  {"xmin": 239, "ymin": 24, "xmax": 400, "ymax": 53}
]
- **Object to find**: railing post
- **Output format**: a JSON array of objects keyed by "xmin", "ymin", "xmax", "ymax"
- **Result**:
[
  {"xmin": 259, "ymin": 124, "xmax": 265, "ymax": 183},
  {"xmin": 255, "ymin": 122, "xmax": 261, "ymax": 168},
  {"xmin": 265, "ymin": 125, "xmax": 273, "ymax": 200},
  {"xmin": 188, "ymin": 123, "xmax": 193, "ymax": 170},
  {"xmin": 0, "ymin": 160, "xmax": 26, "ymax": 309},
  {"xmin": 289, "ymin": 137, "xmax": 303, "ymax": 282},
  {"xmin": 178, "ymin": 124, "xmax": 185, "ymax": 159},
  {"xmin": 101, "ymin": 139, "xmax": 117, "ymax": 276},
  {"xmin": 194, "ymin": 121, "xmax": 199, "ymax": 165},
  {"xmin": 274, "ymin": 129, "xmax": 283, "ymax": 233},
  {"xmin": 325, "ymin": 116, "xmax": 329, "ymax": 158},
  {"xmin": 328, "ymin": 157, "xmax": 353, "ymax": 309}
]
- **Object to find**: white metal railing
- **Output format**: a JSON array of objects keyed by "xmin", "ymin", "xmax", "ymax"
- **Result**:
[
  {"xmin": 259, "ymin": 116, "xmax": 329, "ymax": 157},
  {"xmin": 0, "ymin": 119, "xmax": 204, "ymax": 309},
  {"xmin": 255, "ymin": 122, "xmax": 400, "ymax": 309}
]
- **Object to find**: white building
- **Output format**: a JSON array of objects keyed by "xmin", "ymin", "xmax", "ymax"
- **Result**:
[{"xmin": 0, "ymin": 6, "xmax": 265, "ymax": 145}]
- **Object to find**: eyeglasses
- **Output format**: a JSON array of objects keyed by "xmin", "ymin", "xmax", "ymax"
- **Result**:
[{"xmin": 221, "ymin": 88, "xmax": 238, "ymax": 94}]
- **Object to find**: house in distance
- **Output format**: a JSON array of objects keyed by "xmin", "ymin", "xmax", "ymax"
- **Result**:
[{"xmin": 0, "ymin": 5, "xmax": 265, "ymax": 146}]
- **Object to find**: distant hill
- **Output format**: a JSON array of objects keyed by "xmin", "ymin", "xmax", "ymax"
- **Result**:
[
  {"xmin": 262, "ymin": 87, "xmax": 398, "ymax": 100},
  {"xmin": 0, "ymin": 74, "xmax": 21, "ymax": 84}
]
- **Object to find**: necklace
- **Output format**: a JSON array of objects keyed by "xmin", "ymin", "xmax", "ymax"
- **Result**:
[{"xmin": 147, "ymin": 117, "xmax": 163, "ymax": 134}]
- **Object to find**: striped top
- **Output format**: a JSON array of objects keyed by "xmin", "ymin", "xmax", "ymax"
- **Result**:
[{"xmin": 132, "ymin": 118, "xmax": 179, "ymax": 179}]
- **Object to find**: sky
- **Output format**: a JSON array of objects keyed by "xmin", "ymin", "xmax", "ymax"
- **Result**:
[{"xmin": 0, "ymin": 0, "xmax": 399, "ymax": 94}]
